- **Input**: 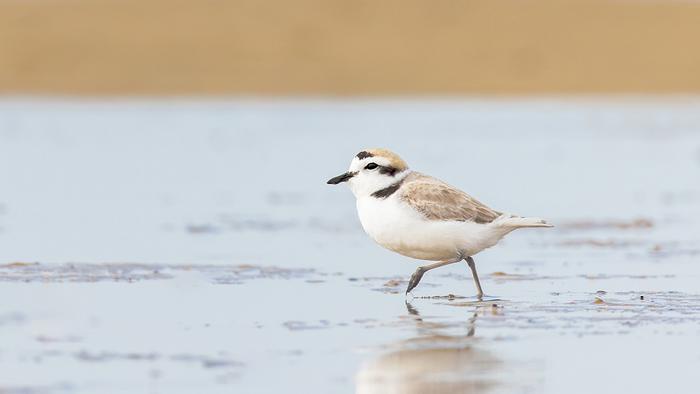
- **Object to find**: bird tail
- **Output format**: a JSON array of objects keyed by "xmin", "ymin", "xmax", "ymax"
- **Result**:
[{"xmin": 494, "ymin": 214, "xmax": 554, "ymax": 229}]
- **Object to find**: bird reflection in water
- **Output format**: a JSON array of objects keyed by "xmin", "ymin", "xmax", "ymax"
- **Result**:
[{"xmin": 356, "ymin": 302, "xmax": 499, "ymax": 394}]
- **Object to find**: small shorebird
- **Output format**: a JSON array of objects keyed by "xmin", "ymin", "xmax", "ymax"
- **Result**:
[{"xmin": 327, "ymin": 148, "xmax": 552, "ymax": 299}]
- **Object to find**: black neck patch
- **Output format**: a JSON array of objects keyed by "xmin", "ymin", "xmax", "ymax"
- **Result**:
[
  {"xmin": 356, "ymin": 151, "xmax": 374, "ymax": 160},
  {"xmin": 371, "ymin": 178, "xmax": 404, "ymax": 199}
]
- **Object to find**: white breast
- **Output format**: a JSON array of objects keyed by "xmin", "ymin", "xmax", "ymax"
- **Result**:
[{"xmin": 355, "ymin": 195, "xmax": 507, "ymax": 261}]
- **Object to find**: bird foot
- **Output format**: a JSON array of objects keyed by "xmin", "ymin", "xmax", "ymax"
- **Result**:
[{"xmin": 405, "ymin": 267, "xmax": 426, "ymax": 294}]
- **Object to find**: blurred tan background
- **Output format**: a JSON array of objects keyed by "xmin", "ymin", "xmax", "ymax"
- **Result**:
[{"xmin": 1, "ymin": 0, "xmax": 699, "ymax": 95}]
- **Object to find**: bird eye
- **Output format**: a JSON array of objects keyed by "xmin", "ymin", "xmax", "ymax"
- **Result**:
[{"xmin": 364, "ymin": 163, "xmax": 379, "ymax": 170}]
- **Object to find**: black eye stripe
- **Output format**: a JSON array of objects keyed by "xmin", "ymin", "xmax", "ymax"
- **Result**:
[
  {"xmin": 362, "ymin": 162, "xmax": 399, "ymax": 176},
  {"xmin": 378, "ymin": 166, "xmax": 398, "ymax": 176}
]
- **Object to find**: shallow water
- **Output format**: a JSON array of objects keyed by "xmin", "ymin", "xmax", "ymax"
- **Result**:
[{"xmin": 1, "ymin": 99, "xmax": 699, "ymax": 393}]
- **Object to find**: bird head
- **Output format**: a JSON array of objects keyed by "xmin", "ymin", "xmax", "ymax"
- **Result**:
[{"xmin": 327, "ymin": 148, "xmax": 410, "ymax": 198}]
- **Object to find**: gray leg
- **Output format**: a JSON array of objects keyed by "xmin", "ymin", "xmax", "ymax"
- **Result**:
[
  {"xmin": 465, "ymin": 256, "xmax": 484, "ymax": 299},
  {"xmin": 405, "ymin": 257, "xmax": 462, "ymax": 294}
]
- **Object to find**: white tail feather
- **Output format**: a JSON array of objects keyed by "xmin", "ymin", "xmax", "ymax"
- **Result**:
[{"xmin": 494, "ymin": 214, "xmax": 554, "ymax": 228}]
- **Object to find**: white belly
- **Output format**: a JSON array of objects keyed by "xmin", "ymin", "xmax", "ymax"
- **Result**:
[{"xmin": 356, "ymin": 196, "xmax": 506, "ymax": 261}]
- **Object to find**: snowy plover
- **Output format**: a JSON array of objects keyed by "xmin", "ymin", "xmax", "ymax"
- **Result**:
[{"xmin": 327, "ymin": 148, "xmax": 552, "ymax": 299}]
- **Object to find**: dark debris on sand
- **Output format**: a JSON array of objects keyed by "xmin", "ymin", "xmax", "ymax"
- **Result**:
[{"xmin": 0, "ymin": 262, "xmax": 315, "ymax": 284}]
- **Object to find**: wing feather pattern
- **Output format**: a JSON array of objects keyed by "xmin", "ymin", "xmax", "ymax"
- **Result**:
[{"xmin": 399, "ymin": 172, "xmax": 502, "ymax": 224}]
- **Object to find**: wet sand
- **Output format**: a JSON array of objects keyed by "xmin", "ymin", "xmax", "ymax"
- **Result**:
[
  {"xmin": 1, "ymin": 258, "xmax": 699, "ymax": 393},
  {"xmin": 1, "ymin": 99, "xmax": 699, "ymax": 393}
]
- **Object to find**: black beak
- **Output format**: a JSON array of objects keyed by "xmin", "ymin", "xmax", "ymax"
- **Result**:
[{"xmin": 326, "ymin": 172, "xmax": 355, "ymax": 184}]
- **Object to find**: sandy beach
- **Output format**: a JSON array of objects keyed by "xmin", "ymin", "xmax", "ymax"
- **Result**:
[
  {"xmin": 3, "ymin": 0, "xmax": 699, "ymax": 391},
  {"xmin": 2, "ymin": 0, "xmax": 700, "ymax": 95}
]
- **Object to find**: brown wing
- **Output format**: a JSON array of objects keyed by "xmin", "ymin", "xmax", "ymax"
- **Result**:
[{"xmin": 400, "ymin": 173, "xmax": 501, "ymax": 224}]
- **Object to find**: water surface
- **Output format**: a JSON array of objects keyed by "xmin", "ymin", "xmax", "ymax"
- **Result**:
[{"xmin": 1, "ymin": 99, "xmax": 699, "ymax": 393}]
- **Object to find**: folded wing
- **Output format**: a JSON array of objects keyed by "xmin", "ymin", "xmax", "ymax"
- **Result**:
[{"xmin": 400, "ymin": 172, "xmax": 502, "ymax": 224}]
